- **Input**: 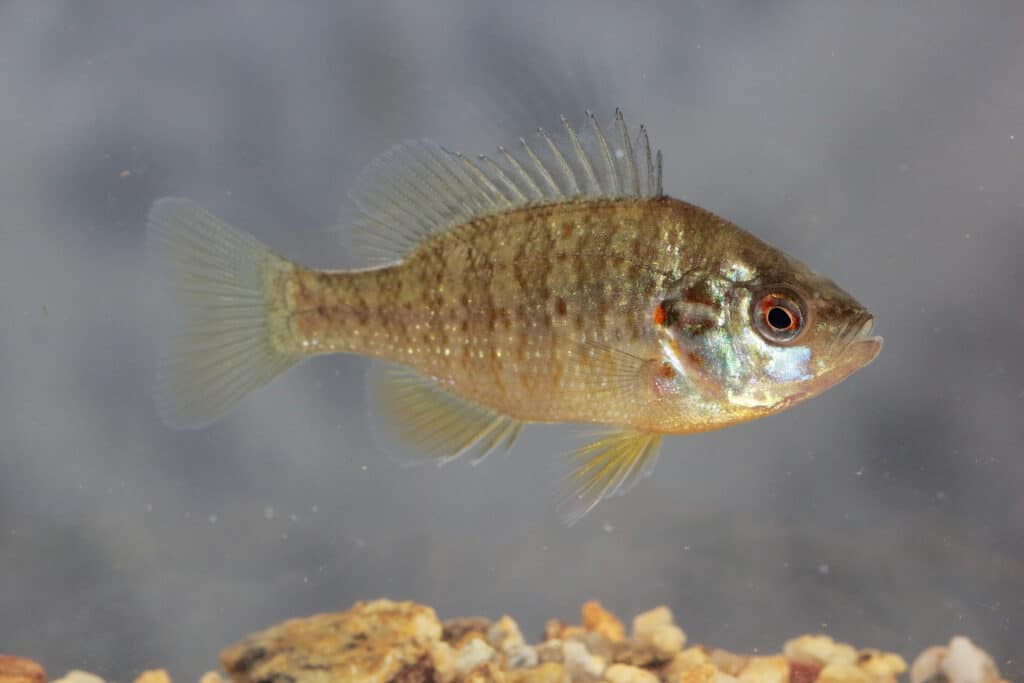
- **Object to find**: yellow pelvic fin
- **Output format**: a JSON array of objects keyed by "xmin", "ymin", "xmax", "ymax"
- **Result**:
[
  {"xmin": 557, "ymin": 430, "xmax": 663, "ymax": 526},
  {"xmin": 368, "ymin": 363, "xmax": 523, "ymax": 465}
]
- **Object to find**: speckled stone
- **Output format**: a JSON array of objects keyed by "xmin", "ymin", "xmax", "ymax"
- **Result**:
[{"xmin": 219, "ymin": 599, "xmax": 443, "ymax": 683}]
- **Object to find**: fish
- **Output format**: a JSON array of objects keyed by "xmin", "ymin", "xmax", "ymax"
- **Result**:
[{"xmin": 148, "ymin": 110, "xmax": 882, "ymax": 523}]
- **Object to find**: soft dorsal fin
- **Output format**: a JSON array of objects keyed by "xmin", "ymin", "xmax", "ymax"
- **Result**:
[{"xmin": 352, "ymin": 109, "xmax": 663, "ymax": 263}]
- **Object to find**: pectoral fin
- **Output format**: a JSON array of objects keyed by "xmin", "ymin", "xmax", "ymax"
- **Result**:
[
  {"xmin": 557, "ymin": 430, "xmax": 663, "ymax": 525},
  {"xmin": 368, "ymin": 362, "xmax": 522, "ymax": 465}
]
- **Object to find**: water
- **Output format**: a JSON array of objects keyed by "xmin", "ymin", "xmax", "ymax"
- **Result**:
[{"xmin": 1, "ymin": 1, "xmax": 1021, "ymax": 680}]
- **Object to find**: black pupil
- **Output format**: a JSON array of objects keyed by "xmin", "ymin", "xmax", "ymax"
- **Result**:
[{"xmin": 766, "ymin": 306, "xmax": 793, "ymax": 330}]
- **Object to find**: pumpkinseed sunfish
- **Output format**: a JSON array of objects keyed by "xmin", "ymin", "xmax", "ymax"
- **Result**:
[{"xmin": 149, "ymin": 110, "xmax": 882, "ymax": 523}]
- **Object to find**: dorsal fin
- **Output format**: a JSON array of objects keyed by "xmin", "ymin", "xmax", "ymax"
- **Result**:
[{"xmin": 352, "ymin": 110, "xmax": 663, "ymax": 263}]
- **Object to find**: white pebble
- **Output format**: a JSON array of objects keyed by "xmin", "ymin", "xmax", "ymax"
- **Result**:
[
  {"xmin": 454, "ymin": 637, "xmax": 495, "ymax": 675},
  {"xmin": 562, "ymin": 640, "xmax": 606, "ymax": 678}
]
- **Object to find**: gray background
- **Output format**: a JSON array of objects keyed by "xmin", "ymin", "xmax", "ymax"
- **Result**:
[{"xmin": 1, "ymin": 1, "xmax": 1021, "ymax": 680}]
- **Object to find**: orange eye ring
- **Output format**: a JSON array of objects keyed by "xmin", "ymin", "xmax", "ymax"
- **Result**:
[{"xmin": 753, "ymin": 292, "xmax": 806, "ymax": 344}]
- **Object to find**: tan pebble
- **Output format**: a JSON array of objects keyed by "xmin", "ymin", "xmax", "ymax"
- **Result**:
[
  {"xmin": 783, "ymin": 635, "xmax": 857, "ymax": 667},
  {"xmin": 431, "ymin": 641, "xmax": 457, "ymax": 683},
  {"xmin": 650, "ymin": 624, "xmax": 686, "ymax": 657},
  {"xmin": 0, "ymin": 656, "xmax": 46, "ymax": 683},
  {"xmin": 604, "ymin": 663, "xmax": 659, "ymax": 683},
  {"xmin": 581, "ymin": 601, "xmax": 625, "ymax": 643},
  {"xmin": 456, "ymin": 637, "xmax": 497, "ymax": 676},
  {"xmin": 219, "ymin": 599, "xmax": 442, "ymax": 683},
  {"xmin": 461, "ymin": 662, "xmax": 504, "ymax": 683},
  {"xmin": 561, "ymin": 641, "xmax": 605, "ymax": 679},
  {"xmin": 664, "ymin": 648, "xmax": 710, "ymax": 680},
  {"xmin": 817, "ymin": 662, "xmax": 871, "ymax": 683},
  {"xmin": 855, "ymin": 649, "xmax": 906, "ymax": 682},
  {"xmin": 133, "ymin": 671, "xmax": 170, "ymax": 683},
  {"xmin": 676, "ymin": 662, "xmax": 739, "ymax": 683},
  {"xmin": 631, "ymin": 607, "xmax": 674, "ymax": 641},
  {"xmin": 52, "ymin": 672, "xmax": 105, "ymax": 683},
  {"xmin": 198, "ymin": 672, "xmax": 221, "ymax": 683},
  {"xmin": 506, "ymin": 662, "xmax": 567, "ymax": 683},
  {"xmin": 708, "ymin": 649, "xmax": 746, "ymax": 676},
  {"xmin": 737, "ymin": 655, "xmax": 788, "ymax": 683}
]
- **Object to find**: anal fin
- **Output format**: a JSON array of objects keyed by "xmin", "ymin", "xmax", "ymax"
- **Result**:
[
  {"xmin": 557, "ymin": 430, "xmax": 663, "ymax": 525},
  {"xmin": 368, "ymin": 363, "xmax": 523, "ymax": 465}
]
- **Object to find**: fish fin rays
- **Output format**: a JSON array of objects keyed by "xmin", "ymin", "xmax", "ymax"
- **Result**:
[
  {"xmin": 367, "ymin": 362, "xmax": 523, "ymax": 465},
  {"xmin": 147, "ymin": 198, "xmax": 300, "ymax": 428},
  {"xmin": 556, "ymin": 429, "xmax": 663, "ymax": 526},
  {"xmin": 351, "ymin": 110, "xmax": 663, "ymax": 264}
]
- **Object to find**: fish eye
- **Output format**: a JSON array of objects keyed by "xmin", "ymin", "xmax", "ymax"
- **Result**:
[{"xmin": 752, "ymin": 291, "xmax": 806, "ymax": 344}]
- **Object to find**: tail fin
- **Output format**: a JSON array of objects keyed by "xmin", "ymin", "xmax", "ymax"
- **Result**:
[{"xmin": 147, "ymin": 198, "xmax": 299, "ymax": 429}]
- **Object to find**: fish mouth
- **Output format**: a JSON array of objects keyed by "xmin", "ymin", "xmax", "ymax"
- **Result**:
[{"xmin": 827, "ymin": 312, "xmax": 882, "ymax": 383}]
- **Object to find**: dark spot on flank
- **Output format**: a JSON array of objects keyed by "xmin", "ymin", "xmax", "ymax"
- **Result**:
[
  {"xmin": 555, "ymin": 297, "xmax": 567, "ymax": 316},
  {"xmin": 461, "ymin": 320, "xmax": 469, "ymax": 333},
  {"xmin": 556, "ymin": 251, "xmax": 568, "ymax": 262},
  {"xmin": 612, "ymin": 255, "xmax": 624, "ymax": 268},
  {"xmin": 659, "ymin": 362, "xmax": 675, "ymax": 379},
  {"xmin": 562, "ymin": 222, "xmax": 574, "ymax": 238}
]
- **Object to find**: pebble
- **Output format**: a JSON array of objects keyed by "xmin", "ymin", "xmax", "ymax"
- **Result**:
[
  {"xmin": 455, "ymin": 637, "xmax": 496, "ymax": 676},
  {"xmin": 133, "ymin": 671, "xmax": 171, "ymax": 683},
  {"xmin": 561, "ymin": 640, "xmax": 605, "ymax": 679},
  {"xmin": 736, "ymin": 656, "xmax": 789, "ymax": 683},
  {"xmin": 604, "ymin": 663, "xmax": 659, "ymax": 683},
  {"xmin": 506, "ymin": 662, "xmax": 566, "ymax": 683},
  {"xmin": 0, "ymin": 657, "xmax": 45, "ymax": 683},
  {"xmin": 676, "ymin": 662, "xmax": 739, "ymax": 682},
  {"xmin": 51, "ymin": 672, "xmax": 104, "ymax": 683},
  {"xmin": 581, "ymin": 601, "xmax": 625, "ymax": 643},
  {"xmin": 631, "ymin": 606, "xmax": 686, "ymax": 658},
  {"xmin": 218, "ymin": 599, "xmax": 443, "ymax": 683},
  {"xmin": 783, "ymin": 634, "xmax": 858, "ymax": 667},
  {"xmin": 910, "ymin": 636, "xmax": 1005, "ymax": 683}
]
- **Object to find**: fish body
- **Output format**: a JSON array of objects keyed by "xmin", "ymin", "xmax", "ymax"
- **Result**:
[{"xmin": 150, "ymin": 111, "xmax": 881, "ymax": 522}]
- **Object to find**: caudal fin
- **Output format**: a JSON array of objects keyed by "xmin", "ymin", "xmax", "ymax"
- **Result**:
[{"xmin": 147, "ymin": 198, "xmax": 299, "ymax": 428}]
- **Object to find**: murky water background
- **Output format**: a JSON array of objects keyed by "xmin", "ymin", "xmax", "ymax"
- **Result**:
[{"xmin": 1, "ymin": 2, "xmax": 1021, "ymax": 680}]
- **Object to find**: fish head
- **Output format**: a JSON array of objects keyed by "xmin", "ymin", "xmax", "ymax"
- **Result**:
[{"xmin": 653, "ymin": 239, "xmax": 882, "ymax": 428}]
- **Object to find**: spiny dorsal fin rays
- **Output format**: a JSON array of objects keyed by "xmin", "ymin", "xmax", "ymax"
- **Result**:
[
  {"xmin": 351, "ymin": 110, "xmax": 664, "ymax": 265},
  {"xmin": 556, "ymin": 430, "xmax": 663, "ymax": 526},
  {"xmin": 588, "ymin": 110, "xmax": 619, "ymax": 196},
  {"xmin": 615, "ymin": 109, "xmax": 640, "ymax": 197}
]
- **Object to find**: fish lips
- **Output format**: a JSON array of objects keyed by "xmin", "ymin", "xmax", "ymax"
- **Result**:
[{"xmin": 815, "ymin": 315, "xmax": 883, "ymax": 392}]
